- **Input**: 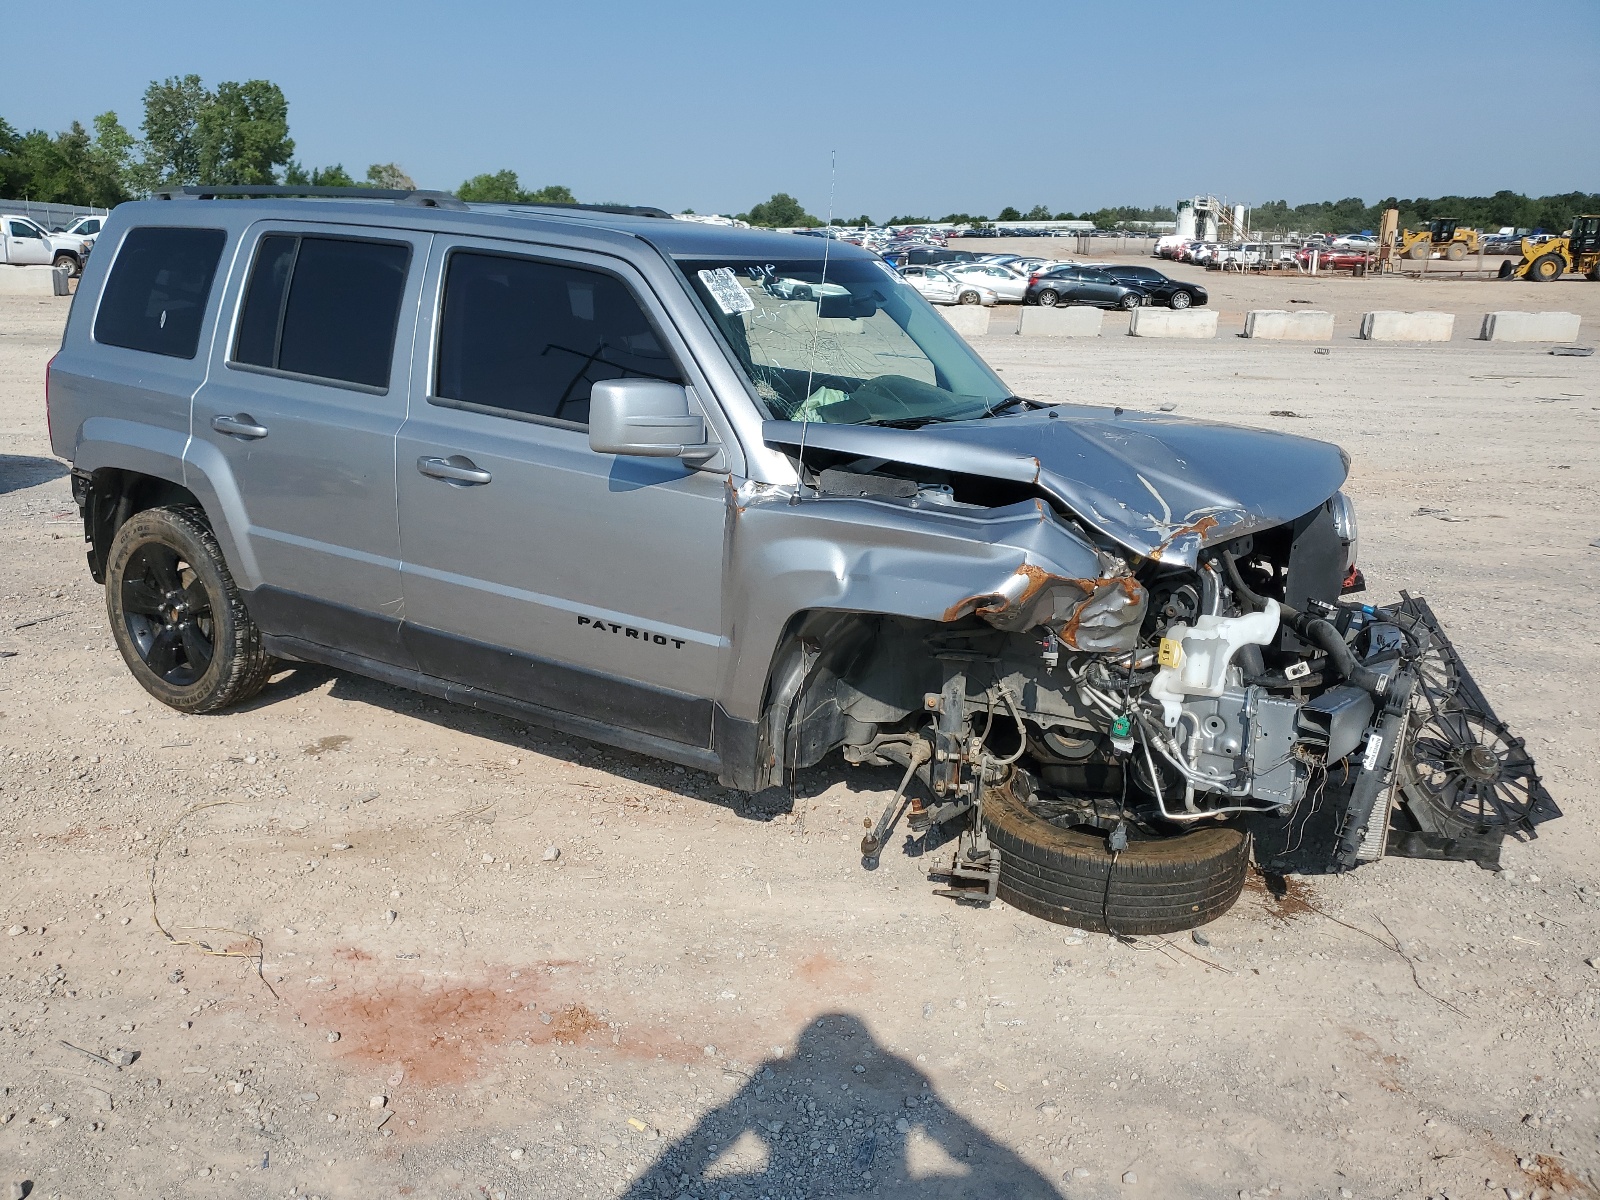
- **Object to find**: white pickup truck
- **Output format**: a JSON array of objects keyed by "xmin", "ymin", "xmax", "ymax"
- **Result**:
[{"xmin": 0, "ymin": 213, "xmax": 92, "ymax": 275}]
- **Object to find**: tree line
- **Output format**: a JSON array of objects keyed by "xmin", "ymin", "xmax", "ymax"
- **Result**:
[
  {"xmin": 1253, "ymin": 191, "xmax": 1600, "ymax": 236},
  {"xmin": 6, "ymin": 86, "xmax": 1596, "ymax": 236},
  {"xmin": 0, "ymin": 75, "xmax": 572, "ymax": 209}
]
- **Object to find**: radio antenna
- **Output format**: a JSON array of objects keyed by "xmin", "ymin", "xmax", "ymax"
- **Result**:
[{"xmin": 790, "ymin": 148, "xmax": 837, "ymax": 507}]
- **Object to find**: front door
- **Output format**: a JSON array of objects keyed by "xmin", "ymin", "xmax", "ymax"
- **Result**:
[
  {"xmin": 190, "ymin": 222, "xmax": 430, "ymax": 663},
  {"xmin": 395, "ymin": 238, "xmax": 727, "ymax": 750},
  {"xmin": 6, "ymin": 219, "xmax": 52, "ymax": 264}
]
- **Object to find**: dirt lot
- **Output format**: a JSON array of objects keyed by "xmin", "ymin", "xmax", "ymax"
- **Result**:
[{"xmin": 1, "ymin": 278, "xmax": 1598, "ymax": 1200}]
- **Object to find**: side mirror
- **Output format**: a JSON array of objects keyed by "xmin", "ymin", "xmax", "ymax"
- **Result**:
[{"xmin": 588, "ymin": 379, "xmax": 712, "ymax": 459}]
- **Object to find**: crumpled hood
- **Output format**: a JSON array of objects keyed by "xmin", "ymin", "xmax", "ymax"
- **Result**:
[{"xmin": 764, "ymin": 404, "xmax": 1349, "ymax": 567}]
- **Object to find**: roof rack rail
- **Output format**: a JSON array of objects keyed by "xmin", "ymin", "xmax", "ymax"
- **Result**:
[
  {"xmin": 506, "ymin": 201, "xmax": 673, "ymax": 220},
  {"xmin": 151, "ymin": 185, "xmax": 468, "ymax": 210}
]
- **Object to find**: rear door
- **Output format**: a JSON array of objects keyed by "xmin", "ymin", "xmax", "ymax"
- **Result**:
[
  {"xmin": 189, "ymin": 222, "xmax": 429, "ymax": 663},
  {"xmin": 394, "ymin": 237, "xmax": 727, "ymax": 750}
]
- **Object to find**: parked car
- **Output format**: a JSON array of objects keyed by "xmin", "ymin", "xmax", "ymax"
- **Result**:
[
  {"xmin": 57, "ymin": 214, "xmax": 107, "ymax": 246},
  {"xmin": 1330, "ymin": 234, "xmax": 1378, "ymax": 251},
  {"xmin": 0, "ymin": 213, "xmax": 92, "ymax": 274},
  {"xmin": 47, "ymin": 188, "xmax": 1550, "ymax": 936},
  {"xmin": 942, "ymin": 261, "xmax": 1029, "ymax": 302},
  {"xmin": 1294, "ymin": 246, "xmax": 1373, "ymax": 272},
  {"xmin": 1026, "ymin": 265, "xmax": 1145, "ymax": 309},
  {"xmin": 1097, "ymin": 264, "xmax": 1208, "ymax": 309},
  {"xmin": 898, "ymin": 265, "xmax": 997, "ymax": 306}
]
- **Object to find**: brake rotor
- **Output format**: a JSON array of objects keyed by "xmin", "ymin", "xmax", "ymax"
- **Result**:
[{"xmin": 1399, "ymin": 707, "xmax": 1541, "ymax": 830}]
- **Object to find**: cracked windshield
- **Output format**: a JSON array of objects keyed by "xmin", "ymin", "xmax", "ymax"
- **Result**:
[{"xmin": 679, "ymin": 257, "xmax": 1010, "ymax": 425}]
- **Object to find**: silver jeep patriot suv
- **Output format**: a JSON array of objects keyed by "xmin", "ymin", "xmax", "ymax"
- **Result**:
[{"xmin": 46, "ymin": 186, "xmax": 1558, "ymax": 933}]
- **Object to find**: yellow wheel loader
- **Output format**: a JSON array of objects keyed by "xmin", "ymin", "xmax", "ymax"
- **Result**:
[
  {"xmin": 1395, "ymin": 218, "xmax": 1481, "ymax": 261},
  {"xmin": 1499, "ymin": 215, "xmax": 1600, "ymax": 282}
]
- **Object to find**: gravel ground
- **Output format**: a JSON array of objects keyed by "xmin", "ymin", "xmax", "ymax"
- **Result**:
[{"xmin": 1, "ymin": 282, "xmax": 1597, "ymax": 1200}]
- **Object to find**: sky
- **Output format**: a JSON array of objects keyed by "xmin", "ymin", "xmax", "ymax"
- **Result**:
[{"xmin": 5, "ymin": 0, "xmax": 1597, "ymax": 220}]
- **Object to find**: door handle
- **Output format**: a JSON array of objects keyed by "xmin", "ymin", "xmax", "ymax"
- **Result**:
[
  {"xmin": 417, "ymin": 455, "xmax": 492, "ymax": 486},
  {"xmin": 211, "ymin": 413, "xmax": 269, "ymax": 440}
]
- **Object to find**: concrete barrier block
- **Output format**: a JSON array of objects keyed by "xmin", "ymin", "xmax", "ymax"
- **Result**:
[
  {"xmin": 1478, "ymin": 311, "xmax": 1582, "ymax": 342},
  {"xmin": 0, "ymin": 266, "xmax": 67, "ymax": 296},
  {"xmin": 1358, "ymin": 311, "xmax": 1454, "ymax": 341},
  {"xmin": 1128, "ymin": 307, "xmax": 1218, "ymax": 338},
  {"xmin": 1016, "ymin": 306, "xmax": 1101, "ymax": 337},
  {"xmin": 1243, "ymin": 309, "xmax": 1335, "ymax": 340},
  {"xmin": 939, "ymin": 305, "xmax": 992, "ymax": 337}
]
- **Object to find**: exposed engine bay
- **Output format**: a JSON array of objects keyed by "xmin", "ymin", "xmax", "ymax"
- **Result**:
[
  {"xmin": 748, "ymin": 406, "xmax": 1560, "ymax": 930},
  {"xmin": 775, "ymin": 489, "xmax": 1557, "ymax": 913}
]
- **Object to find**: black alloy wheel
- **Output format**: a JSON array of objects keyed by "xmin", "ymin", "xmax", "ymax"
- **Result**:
[
  {"xmin": 120, "ymin": 541, "xmax": 215, "ymax": 687},
  {"xmin": 105, "ymin": 506, "xmax": 274, "ymax": 713}
]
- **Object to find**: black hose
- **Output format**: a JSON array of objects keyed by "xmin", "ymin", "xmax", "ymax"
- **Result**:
[
  {"xmin": 1219, "ymin": 550, "xmax": 1295, "ymax": 618},
  {"xmin": 1297, "ymin": 617, "xmax": 1390, "ymax": 697},
  {"xmin": 1219, "ymin": 550, "xmax": 1387, "ymax": 697}
]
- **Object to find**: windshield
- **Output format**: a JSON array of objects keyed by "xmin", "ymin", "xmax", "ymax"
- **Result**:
[{"xmin": 677, "ymin": 256, "xmax": 1010, "ymax": 425}]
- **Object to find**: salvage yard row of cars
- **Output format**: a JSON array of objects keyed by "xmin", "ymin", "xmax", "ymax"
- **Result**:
[{"xmin": 896, "ymin": 251, "xmax": 1207, "ymax": 310}]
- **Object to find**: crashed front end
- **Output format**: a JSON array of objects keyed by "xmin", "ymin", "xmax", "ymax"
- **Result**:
[{"xmin": 759, "ymin": 411, "xmax": 1558, "ymax": 908}]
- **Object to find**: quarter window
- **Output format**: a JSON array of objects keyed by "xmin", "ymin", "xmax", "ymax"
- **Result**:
[
  {"xmin": 232, "ymin": 234, "xmax": 410, "ymax": 390},
  {"xmin": 93, "ymin": 226, "xmax": 226, "ymax": 359},
  {"xmin": 434, "ymin": 251, "xmax": 681, "ymax": 427}
]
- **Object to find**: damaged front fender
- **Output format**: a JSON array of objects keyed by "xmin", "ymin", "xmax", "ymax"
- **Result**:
[{"xmin": 943, "ymin": 565, "xmax": 1148, "ymax": 652}]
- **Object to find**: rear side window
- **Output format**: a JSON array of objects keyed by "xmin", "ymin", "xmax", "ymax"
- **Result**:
[
  {"xmin": 433, "ymin": 251, "xmax": 680, "ymax": 427},
  {"xmin": 232, "ymin": 234, "xmax": 410, "ymax": 390},
  {"xmin": 94, "ymin": 226, "xmax": 226, "ymax": 359}
]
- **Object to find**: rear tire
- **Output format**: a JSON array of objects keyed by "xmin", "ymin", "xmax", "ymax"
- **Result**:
[
  {"xmin": 982, "ymin": 784, "xmax": 1251, "ymax": 934},
  {"xmin": 1036, "ymin": 289, "xmax": 1059, "ymax": 307},
  {"xmin": 1529, "ymin": 253, "xmax": 1565, "ymax": 282},
  {"xmin": 105, "ymin": 506, "xmax": 273, "ymax": 714}
]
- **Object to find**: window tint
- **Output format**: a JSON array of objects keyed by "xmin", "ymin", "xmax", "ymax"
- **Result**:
[
  {"xmin": 93, "ymin": 226, "xmax": 226, "ymax": 359},
  {"xmin": 232, "ymin": 234, "xmax": 409, "ymax": 390},
  {"xmin": 9, "ymin": 220, "xmax": 41, "ymax": 238},
  {"xmin": 434, "ymin": 251, "xmax": 680, "ymax": 427},
  {"xmin": 233, "ymin": 235, "xmax": 295, "ymax": 369}
]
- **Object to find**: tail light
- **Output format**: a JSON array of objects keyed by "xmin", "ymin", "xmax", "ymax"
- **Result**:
[
  {"xmin": 1028, "ymin": 275, "xmax": 1040, "ymax": 285},
  {"xmin": 45, "ymin": 351, "xmax": 58, "ymax": 447}
]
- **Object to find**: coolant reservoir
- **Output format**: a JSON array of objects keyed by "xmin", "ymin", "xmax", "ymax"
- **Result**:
[{"xmin": 1148, "ymin": 600, "xmax": 1281, "ymax": 727}]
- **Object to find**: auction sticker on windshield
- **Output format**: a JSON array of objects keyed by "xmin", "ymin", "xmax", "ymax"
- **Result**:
[{"xmin": 699, "ymin": 267, "xmax": 755, "ymax": 315}]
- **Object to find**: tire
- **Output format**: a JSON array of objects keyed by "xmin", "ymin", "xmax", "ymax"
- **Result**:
[
  {"xmin": 1407, "ymin": 241, "xmax": 1431, "ymax": 260},
  {"xmin": 1036, "ymin": 289, "xmax": 1059, "ymax": 307},
  {"xmin": 1587, "ymin": 260, "xmax": 1600, "ymax": 282},
  {"xmin": 958, "ymin": 289, "xmax": 981, "ymax": 305},
  {"xmin": 1445, "ymin": 242, "xmax": 1467, "ymax": 262},
  {"xmin": 105, "ymin": 506, "xmax": 273, "ymax": 714},
  {"xmin": 1118, "ymin": 292, "xmax": 1141, "ymax": 311},
  {"xmin": 1529, "ymin": 253, "xmax": 1564, "ymax": 282},
  {"xmin": 982, "ymin": 784, "xmax": 1251, "ymax": 934},
  {"xmin": 1169, "ymin": 290, "xmax": 1192, "ymax": 310},
  {"xmin": 52, "ymin": 253, "xmax": 79, "ymax": 276}
]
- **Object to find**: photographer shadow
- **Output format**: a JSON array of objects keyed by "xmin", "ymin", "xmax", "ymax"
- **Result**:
[{"xmin": 623, "ymin": 1012, "xmax": 1063, "ymax": 1199}]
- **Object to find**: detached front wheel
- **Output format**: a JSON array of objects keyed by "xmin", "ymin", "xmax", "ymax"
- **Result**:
[
  {"xmin": 105, "ymin": 506, "xmax": 273, "ymax": 713},
  {"xmin": 982, "ymin": 783, "xmax": 1250, "ymax": 934}
]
